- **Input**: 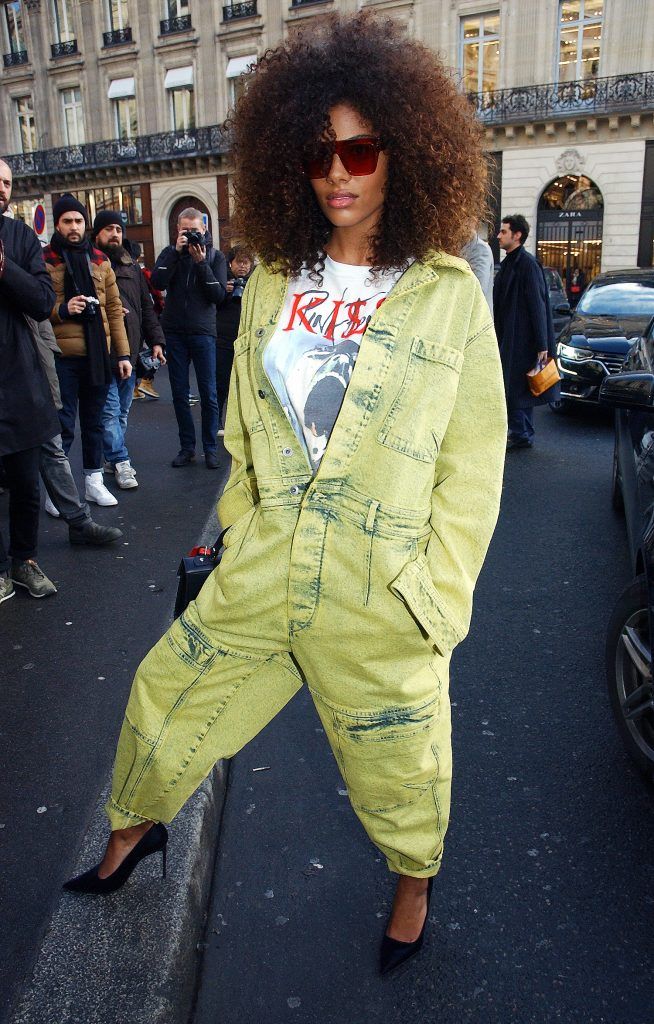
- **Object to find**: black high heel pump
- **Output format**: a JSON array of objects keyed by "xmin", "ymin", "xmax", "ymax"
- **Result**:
[
  {"xmin": 63, "ymin": 823, "xmax": 168, "ymax": 894},
  {"xmin": 379, "ymin": 876, "xmax": 433, "ymax": 976}
]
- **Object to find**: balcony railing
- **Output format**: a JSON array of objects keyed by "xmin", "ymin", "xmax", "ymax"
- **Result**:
[
  {"xmin": 3, "ymin": 50, "xmax": 28, "ymax": 67},
  {"xmin": 159, "ymin": 14, "xmax": 192, "ymax": 34},
  {"xmin": 5, "ymin": 124, "xmax": 230, "ymax": 179},
  {"xmin": 223, "ymin": 1, "xmax": 257, "ymax": 19},
  {"xmin": 103, "ymin": 27, "xmax": 133, "ymax": 47},
  {"xmin": 468, "ymin": 71, "xmax": 654, "ymax": 126},
  {"xmin": 51, "ymin": 39, "xmax": 78, "ymax": 59}
]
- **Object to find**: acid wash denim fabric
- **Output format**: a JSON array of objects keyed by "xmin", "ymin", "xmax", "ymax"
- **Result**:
[{"xmin": 107, "ymin": 253, "xmax": 507, "ymax": 878}]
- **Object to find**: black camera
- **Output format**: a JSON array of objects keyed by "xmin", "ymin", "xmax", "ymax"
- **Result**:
[
  {"xmin": 231, "ymin": 276, "xmax": 247, "ymax": 300},
  {"xmin": 184, "ymin": 228, "xmax": 204, "ymax": 247}
]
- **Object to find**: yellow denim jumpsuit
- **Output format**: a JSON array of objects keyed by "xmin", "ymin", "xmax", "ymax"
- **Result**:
[{"xmin": 106, "ymin": 253, "xmax": 507, "ymax": 878}]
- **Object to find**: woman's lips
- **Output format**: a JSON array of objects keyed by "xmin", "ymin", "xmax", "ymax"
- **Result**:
[{"xmin": 326, "ymin": 193, "xmax": 356, "ymax": 208}]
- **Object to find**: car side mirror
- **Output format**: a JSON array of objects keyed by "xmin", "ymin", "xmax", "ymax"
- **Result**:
[
  {"xmin": 599, "ymin": 372, "xmax": 654, "ymax": 410},
  {"xmin": 554, "ymin": 304, "xmax": 571, "ymax": 315}
]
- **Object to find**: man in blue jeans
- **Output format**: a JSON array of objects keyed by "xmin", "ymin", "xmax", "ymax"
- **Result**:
[
  {"xmin": 151, "ymin": 209, "xmax": 226, "ymax": 469},
  {"xmin": 93, "ymin": 212, "xmax": 166, "ymax": 489}
]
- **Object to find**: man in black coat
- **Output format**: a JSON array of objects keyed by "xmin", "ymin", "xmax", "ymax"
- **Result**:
[
  {"xmin": 493, "ymin": 213, "xmax": 559, "ymax": 450},
  {"xmin": 151, "ymin": 208, "xmax": 227, "ymax": 469},
  {"xmin": 0, "ymin": 159, "xmax": 59, "ymax": 601},
  {"xmin": 92, "ymin": 211, "xmax": 166, "ymax": 490}
]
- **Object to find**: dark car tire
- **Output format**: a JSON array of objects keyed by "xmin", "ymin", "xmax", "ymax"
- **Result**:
[
  {"xmin": 549, "ymin": 398, "xmax": 571, "ymax": 414},
  {"xmin": 611, "ymin": 436, "xmax": 625, "ymax": 516},
  {"xmin": 606, "ymin": 575, "xmax": 654, "ymax": 780}
]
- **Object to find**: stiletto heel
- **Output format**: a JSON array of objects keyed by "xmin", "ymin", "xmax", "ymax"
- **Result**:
[
  {"xmin": 380, "ymin": 876, "xmax": 433, "ymax": 976},
  {"xmin": 63, "ymin": 823, "xmax": 169, "ymax": 895}
]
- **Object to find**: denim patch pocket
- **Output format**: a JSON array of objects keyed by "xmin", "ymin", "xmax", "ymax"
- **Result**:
[
  {"xmin": 391, "ymin": 554, "xmax": 465, "ymax": 656},
  {"xmin": 221, "ymin": 503, "xmax": 260, "ymax": 562},
  {"xmin": 377, "ymin": 337, "xmax": 464, "ymax": 463},
  {"xmin": 320, "ymin": 692, "xmax": 442, "ymax": 815}
]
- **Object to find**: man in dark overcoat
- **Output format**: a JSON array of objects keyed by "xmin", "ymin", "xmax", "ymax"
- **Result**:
[
  {"xmin": 493, "ymin": 213, "xmax": 559, "ymax": 450},
  {"xmin": 0, "ymin": 159, "xmax": 60, "ymax": 602}
]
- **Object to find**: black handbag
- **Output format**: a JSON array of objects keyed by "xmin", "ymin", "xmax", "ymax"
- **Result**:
[{"xmin": 174, "ymin": 532, "xmax": 226, "ymax": 619}]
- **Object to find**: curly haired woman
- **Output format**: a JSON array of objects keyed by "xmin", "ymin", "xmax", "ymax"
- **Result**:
[{"xmin": 64, "ymin": 12, "xmax": 507, "ymax": 975}]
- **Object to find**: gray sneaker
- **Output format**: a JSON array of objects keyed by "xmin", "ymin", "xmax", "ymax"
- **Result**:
[
  {"xmin": 11, "ymin": 559, "xmax": 57, "ymax": 598},
  {"xmin": 0, "ymin": 572, "xmax": 15, "ymax": 604}
]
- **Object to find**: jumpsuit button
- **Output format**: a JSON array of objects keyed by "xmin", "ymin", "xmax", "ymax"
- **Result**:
[
  {"xmin": 282, "ymin": 447, "xmax": 293, "ymax": 456},
  {"xmin": 255, "ymin": 328, "xmax": 265, "ymax": 337},
  {"xmin": 289, "ymin": 485, "xmax": 300, "ymax": 495},
  {"xmin": 258, "ymin": 389, "xmax": 266, "ymax": 399}
]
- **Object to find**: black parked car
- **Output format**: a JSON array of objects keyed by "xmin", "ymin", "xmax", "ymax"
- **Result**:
[
  {"xmin": 543, "ymin": 266, "xmax": 572, "ymax": 338},
  {"xmin": 556, "ymin": 269, "xmax": 654, "ymax": 408},
  {"xmin": 600, "ymin": 313, "xmax": 654, "ymax": 777}
]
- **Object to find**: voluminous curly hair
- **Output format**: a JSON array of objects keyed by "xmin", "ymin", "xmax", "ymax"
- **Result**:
[{"xmin": 229, "ymin": 12, "xmax": 487, "ymax": 277}]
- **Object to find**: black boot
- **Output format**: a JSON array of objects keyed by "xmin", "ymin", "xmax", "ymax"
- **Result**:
[{"xmin": 69, "ymin": 520, "xmax": 123, "ymax": 546}]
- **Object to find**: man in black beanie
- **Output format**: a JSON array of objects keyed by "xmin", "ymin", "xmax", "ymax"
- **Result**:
[
  {"xmin": 91, "ymin": 210, "xmax": 165, "ymax": 489},
  {"xmin": 44, "ymin": 194, "xmax": 131, "ymax": 507}
]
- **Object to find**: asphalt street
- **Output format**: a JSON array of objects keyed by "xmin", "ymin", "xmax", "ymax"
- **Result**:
[
  {"xmin": 192, "ymin": 403, "xmax": 653, "ymax": 1024},
  {"xmin": 0, "ymin": 368, "xmax": 230, "ymax": 1024}
]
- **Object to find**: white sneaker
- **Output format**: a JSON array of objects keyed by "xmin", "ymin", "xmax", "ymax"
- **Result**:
[
  {"xmin": 85, "ymin": 471, "xmax": 118, "ymax": 506},
  {"xmin": 44, "ymin": 494, "xmax": 60, "ymax": 517},
  {"xmin": 115, "ymin": 460, "xmax": 138, "ymax": 490}
]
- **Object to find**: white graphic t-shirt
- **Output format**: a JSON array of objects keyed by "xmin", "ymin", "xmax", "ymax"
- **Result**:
[{"xmin": 263, "ymin": 256, "xmax": 404, "ymax": 472}]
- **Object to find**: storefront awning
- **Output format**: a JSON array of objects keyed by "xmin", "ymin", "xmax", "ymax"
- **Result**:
[
  {"xmin": 108, "ymin": 77, "xmax": 135, "ymax": 100},
  {"xmin": 226, "ymin": 55, "xmax": 256, "ymax": 79},
  {"xmin": 165, "ymin": 66, "xmax": 194, "ymax": 90}
]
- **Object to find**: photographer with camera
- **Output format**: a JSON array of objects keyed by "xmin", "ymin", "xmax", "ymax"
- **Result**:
[
  {"xmin": 151, "ymin": 208, "xmax": 227, "ymax": 469},
  {"xmin": 44, "ymin": 195, "xmax": 131, "ymax": 507},
  {"xmin": 215, "ymin": 246, "xmax": 253, "ymax": 434},
  {"xmin": 92, "ymin": 212, "xmax": 166, "ymax": 489}
]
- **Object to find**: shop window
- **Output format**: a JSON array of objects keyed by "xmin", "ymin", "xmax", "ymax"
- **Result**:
[
  {"xmin": 558, "ymin": 0, "xmax": 602, "ymax": 84},
  {"xmin": 460, "ymin": 12, "xmax": 500, "ymax": 96}
]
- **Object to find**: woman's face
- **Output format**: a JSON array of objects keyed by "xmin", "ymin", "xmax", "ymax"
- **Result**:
[{"xmin": 309, "ymin": 104, "xmax": 388, "ymax": 238}]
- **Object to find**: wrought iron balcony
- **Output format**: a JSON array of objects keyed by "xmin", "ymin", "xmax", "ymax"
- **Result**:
[
  {"xmin": 5, "ymin": 124, "xmax": 230, "ymax": 179},
  {"xmin": 50, "ymin": 39, "xmax": 78, "ymax": 59},
  {"xmin": 3, "ymin": 50, "xmax": 28, "ymax": 68},
  {"xmin": 102, "ymin": 27, "xmax": 133, "ymax": 47},
  {"xmin": 223, "ymin": 1, "xmax": 257, "ymax": 20},
  {"xmin": 159, "ymin": 14, "xmax": 192, "ymax": 34},
  {"xmin": 468, "ymin": 70, "xmax": 654, "ymax": 126}
]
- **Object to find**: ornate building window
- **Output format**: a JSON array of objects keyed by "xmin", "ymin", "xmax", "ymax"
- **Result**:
[
  {"xmin": 109, "ymin": 77, "xmax": 137, "ymax": 139},
  {"xmin": 52, "ymin": 0, "xmax": 75, "ymax": 42},
  {"xmin": 3, "ymin": 2, "xmax": 26, "ymax": 56},
  {"xmin": 558, "ymin": 0, "xmax": 603, "ymax": 83},
  {"xmin": 226, "ymin": 54, "xmax": 256, "ymax": 110},
  {"xmin": 460, "ymin": 12, "xmax": 500, "ymax": 96},
  {"xmin": 61, "ymin": 86, "xmax": 84, "ymax": 145},
  {"xmin": 165, "ymin": 66, "xmax": 195, "ymax": 130},
  {"xmin": 14, "ymin": 95, "xmax": 36, "ymax": 152}
]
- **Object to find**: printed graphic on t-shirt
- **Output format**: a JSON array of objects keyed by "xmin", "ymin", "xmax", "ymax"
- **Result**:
[{"xmin": 263, "ymin": 259, "xmax": 402, "ymax": 471}]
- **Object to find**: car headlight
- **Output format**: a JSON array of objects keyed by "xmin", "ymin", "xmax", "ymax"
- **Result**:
[{"xmin": 557, "ymin": 342, "xmax": 594, "ymax": 361}]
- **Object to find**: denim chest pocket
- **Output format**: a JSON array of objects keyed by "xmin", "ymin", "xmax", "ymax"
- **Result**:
[{"xmin": 377, "ymin": 337, "xmax": 464, "ymax": 463}]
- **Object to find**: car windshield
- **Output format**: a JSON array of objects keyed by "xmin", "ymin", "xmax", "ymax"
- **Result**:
[
  {"xmin": 543, "ymin": 268, "xmax": 564, "ymax": 291},
  {"xmin": 577, "ymin": 281, "xmax": 654, "ymax": 316}
]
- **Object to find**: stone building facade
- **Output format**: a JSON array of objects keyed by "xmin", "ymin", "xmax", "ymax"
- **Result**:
[{"xmin": 1, "ymin": 0, "xmax": 653, "ymax": 288}]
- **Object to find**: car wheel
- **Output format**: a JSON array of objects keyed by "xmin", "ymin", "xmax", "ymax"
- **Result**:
[
  {"xmin": 611, "ymin": 435, "xmax": 625, "ymax": 516},
  {"xmin": 606, "ymin": 575, "xmax": 654, "ymax": 779},
  {"xmin": 549, "ymin": 398, "xmax": 570, "ymax": 414}
]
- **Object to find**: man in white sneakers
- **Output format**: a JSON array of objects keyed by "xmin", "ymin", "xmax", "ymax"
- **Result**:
[
  {"xmin": 92, "ymin": 212, "xmax": 166, "ymax": 490},
  {"xmin": 44, "ymin": 194, "xmax": 131, "ymax": 507}
]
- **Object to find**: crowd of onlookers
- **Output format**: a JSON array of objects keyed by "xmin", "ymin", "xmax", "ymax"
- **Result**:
[{"xmin": 0, "ymin": 156, "xmax": 253, "ymax": 607}]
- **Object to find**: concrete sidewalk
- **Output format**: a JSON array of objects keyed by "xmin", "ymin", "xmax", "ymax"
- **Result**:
[{"xmin": 8, "ymin": 504, "xmax": 230, "ymax": 1024}]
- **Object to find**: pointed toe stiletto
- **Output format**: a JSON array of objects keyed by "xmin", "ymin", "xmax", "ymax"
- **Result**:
[
  {"xmin": 380, "ymin": 877, "xmax": 433, "ymax": 976},
  {"xmin": 63, "ymin": 823, "xmax": 168, "ymax": 895}
]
